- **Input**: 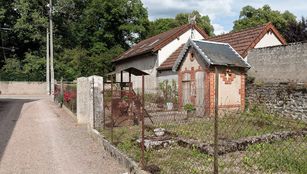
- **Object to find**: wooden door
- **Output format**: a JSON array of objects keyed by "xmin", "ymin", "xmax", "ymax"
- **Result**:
[
  {"xmin": 182, "ymin": 73, "xmax": 191, "ymax": 105},
  {"xmin": 195, "ymin": 71, "xmax": 205, "ymax": 116}
]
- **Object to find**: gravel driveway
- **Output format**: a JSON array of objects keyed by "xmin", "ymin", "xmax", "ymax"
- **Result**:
[{"xmin": 0, "ymin": 96, "xmax": 127, "ymax": 174}]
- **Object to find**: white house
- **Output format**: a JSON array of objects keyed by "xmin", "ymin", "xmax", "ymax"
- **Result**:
[
  {"xmin": 112, "ymin": 22, "xmax": 286, "ymax": 92},
  {"xmin": 112, "ymin": 24, "xmax": 209, "ymax": 91}
]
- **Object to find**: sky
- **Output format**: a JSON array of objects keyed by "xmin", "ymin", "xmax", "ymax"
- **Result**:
[{"xmin": 141, "ymin": 0, "xmax": 307, "ymax": 35}]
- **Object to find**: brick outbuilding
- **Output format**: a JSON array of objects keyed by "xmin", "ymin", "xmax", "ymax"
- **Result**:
[{"xmin": 172, "ymin": 39, "xmax": 250, "ymax": 116}]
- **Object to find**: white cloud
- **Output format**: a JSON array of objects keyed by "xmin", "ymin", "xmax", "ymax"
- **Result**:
[
  {"xmin": 142, "ymin": 0, "xmax": 234, "ymax": 20},
  {"xmin": 212, "ymin": 23, "xmax": 227, "ymax": 35},
  {"xmin": 142, "ymin": 0, "xmax": 307, "ymax": 34}
]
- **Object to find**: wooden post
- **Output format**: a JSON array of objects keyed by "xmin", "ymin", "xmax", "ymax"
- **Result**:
[
  {"xmin": 141, "ymin": 75, "xmax": 145, "ymax": 169},
  {"xmin": 214, "ymin": 67, "xmax": 219, "ymax": 174}
]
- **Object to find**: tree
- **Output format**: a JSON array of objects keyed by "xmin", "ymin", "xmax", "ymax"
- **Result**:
[
  {"xmin": 77, "ymin": 0, "xmax": 149, "ymax": 52},
  {"xmin": 0, "ymin": 58, "xmax": 24, "ymax": 81},
  {"xmin": 148, "ymin": 10, "xmax": 214, "ymax": 37},
  {"xmin": 0, "ymin": 0, "xmax": 150, "ymax": 81},
  {"xmin": 22, "ymin": 52, "xmax": 46, "ymax": 81},
  {"xmin": 233, "ymin": 5, "xmax": 296, "ymax": 41},
  {"xmin": 175, "ymin": 10, "xmax": 214, "ymax": 36},
  {"xmin": 147, "ymin": 18, "xmax": 178, "ymax": 37},
  {"xmin": 284, "ymin": 17, "xmax": 307, "ymax": 43}
]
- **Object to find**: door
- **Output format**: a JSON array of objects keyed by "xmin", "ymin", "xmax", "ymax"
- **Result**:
[
  {"xmin": 195, "ymin": 71, "xmax": 205, "ymax": 116},
  {"xmin": 182, "ymin": 73, "xmax": 191, "ymax": 105}
]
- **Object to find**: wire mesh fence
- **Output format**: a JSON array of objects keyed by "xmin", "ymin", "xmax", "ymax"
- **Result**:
[
  {"xmin": 98, "ymin": 82, "xmax": 307, "ymax": 174},
  {"xmin": 54, "ymin": 81, "xmax": 77, "ymax": 113}
]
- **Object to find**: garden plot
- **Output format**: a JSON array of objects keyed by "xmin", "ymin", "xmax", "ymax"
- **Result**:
[{"xmin": 99, "ymin": 107, "xmax": 307, "ymax": 174}]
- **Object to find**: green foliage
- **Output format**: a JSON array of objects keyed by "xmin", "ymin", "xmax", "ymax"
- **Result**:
[
  {"xmin": 158, "ymin": 80, "xmax": 178, "ymax": 103},
  {"xmin": 23, "ymin": 52, "xmax": 46, "ymax": 81},
  {"xmin": 233, "ymin": 5, "xmax": 297, "ymax": 41},
  {"xmin": 183, "ymin": 103, "xmax": 195, "ymax": 112},
  {"xmin": 148, "ymin": 10, "xmax": 214, "ymax": 37},
  {"xmin": 175, "ymin": 10, "xmax": 214, "ymax": 36},
  {"xmin": 245, "ymin": 137, "xmax": 307, "ymax": 174},
  {"xmin": 0, "ymin": 0, "xmax": 147, "ymax": 81},
  {"xmin": 284, "ymin": 17, "xmax": 307, "ymax": 43},
  {"xmin": 0, "ymin": 58, "xmax": 24, "ymax": 81}
]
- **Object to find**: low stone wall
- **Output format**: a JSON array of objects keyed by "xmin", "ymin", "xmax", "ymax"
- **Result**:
[
  {"xmin": 247, "ymin": 82, "xmax": 307, "ymax": 121},
  {"xmin": 0, "ymin": 81, "xmax": 46, "ymax": 95}
]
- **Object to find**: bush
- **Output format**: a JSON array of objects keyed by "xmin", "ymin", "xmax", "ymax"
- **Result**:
[{"xmin": 183, "ymin": 103, "xmax": 195, "ymax": 112}]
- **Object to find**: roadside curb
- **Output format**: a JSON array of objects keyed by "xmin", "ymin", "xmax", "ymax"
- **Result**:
[
  {"xmin": 88, "ymin": 128, "xmax": 149, "ymax": 174},
  {"xmin": 61, "ymin": 104, "xmax": 78, "ymax": 122}
]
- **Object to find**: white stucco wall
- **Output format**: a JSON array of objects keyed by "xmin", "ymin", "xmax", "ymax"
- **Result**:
[
  {"xmin": 158, "ymin": 29, "xmax": 205, "ymax": 66},
  {"xmin": 255, "ymin": 31, "xmax": 283, "ymax": 48},
  {"xmin": 157, "ymin": 70, "xmax": 178, "ymax": 84},
  {"xmin": 0, "ymin": 81, "xmax": 47, "ymax": 95},
  {"xmin": 218, "ymin": 70, "xmax": 241, "ymax": 106},
  {"xmin": 115, "ymin": 54, "xmax": 158, "ymax": 92}
]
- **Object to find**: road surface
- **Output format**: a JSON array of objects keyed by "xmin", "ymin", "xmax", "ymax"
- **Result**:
[{"xmin": 0, "ymin": 96, "xmax": 127, "ymax": 174}]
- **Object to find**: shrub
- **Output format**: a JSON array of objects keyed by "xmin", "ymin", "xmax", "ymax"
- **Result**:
[{"xmin": 183, "ymin": 103, "xmax": 195, "ymax": 112}]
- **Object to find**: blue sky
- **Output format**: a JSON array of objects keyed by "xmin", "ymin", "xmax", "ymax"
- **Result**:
[{"xmin": 141, "ymin": 0, "xmax": 307, "ymax": 35}]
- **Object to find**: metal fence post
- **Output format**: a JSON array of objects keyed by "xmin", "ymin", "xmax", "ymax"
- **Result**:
[
  {"xmin": 214, "ymin": 67, "xmax": 219, "ymax": 174},
  {"xmin": 141, "ymin": 75, "xmax": 145, "ymax": 169}
]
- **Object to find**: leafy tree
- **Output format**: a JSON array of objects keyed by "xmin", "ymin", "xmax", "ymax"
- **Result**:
[
  {"xmin": 0, "ymin": 58, "xmax": 24, "ymax": 81},
  {"xmin": 233, "ymin": 5, "xmax": 296, "ymax": 41},
  {"xmin": 175, "ymin": 10, "xmax": 214, "ymax": 36},
  {"xmin": 147, "ymin": 18, "xmax": 178, "ymax": 37},
  {"xmin": 148, "ymin": 10, "xmax": 214, "ymax": 37},
  {"xmin": 77, "ymin": 0, "xmax": 149, "ymax": 52},
  {"xmin": 22, "ymin": 52, "xmax": 46, "ymax": 81},
  {"xmin": 284, "ymin": 17, "xmax": 307, "ymax": 43},
  {"xmin": 0, "ymin": 0, "xmax": 149, "ymax": 81}
]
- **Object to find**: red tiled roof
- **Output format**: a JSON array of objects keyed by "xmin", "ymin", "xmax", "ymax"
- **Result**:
[
  {"xmin": 208, "ymin": 22, "xmax": 286, "ymax": 57},
  {"xmin": 113, "ymin": 24, "xmax": 209, "ymax": 62},
  {"xmin": 157, "ymin": 44, "xmax": 185, "ymax": 70},
  {"xmin": 157, "ymin": 22, "xmax": 287, "ymax": 71}
]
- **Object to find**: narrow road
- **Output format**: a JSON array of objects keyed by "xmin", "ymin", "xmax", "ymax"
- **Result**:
[{"xmin": 0, "ymin": 96, "xmax": 126, "ymax": 174}]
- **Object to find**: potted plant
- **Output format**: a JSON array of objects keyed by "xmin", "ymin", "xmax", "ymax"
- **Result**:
[{"xmin": 183, "ymin": 103, "xmax": 195, "ymax": 119}]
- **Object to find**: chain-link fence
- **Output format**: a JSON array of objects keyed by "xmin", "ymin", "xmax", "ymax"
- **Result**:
[
  {"xmin": 54, "ymin": 81, "xmax": 77, "ymax": 113},
  {"xmin": 98, "ymin": 81, "xmax": 307, "ymax": 174}
]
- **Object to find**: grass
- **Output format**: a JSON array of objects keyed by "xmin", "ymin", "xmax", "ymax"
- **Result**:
[
  {"xmin": 154, "ymin": 105, "xmax": 306, "ymax": 143},
  {"xmin": 243, "ymin": 136, "xmax": 307, "ymax": 174},
  {"xmin": 99, "ymin": 106, "xmax": 307, "ymax": 173},
  {"xmin": 146, "ymin": 145, "xmax": 213, "ymax": 174}
]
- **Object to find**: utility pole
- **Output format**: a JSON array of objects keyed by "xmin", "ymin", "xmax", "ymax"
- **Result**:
[
  {"xmin": 46, "ymin": 28, "xmax": 50, "ymax": 94},
  {"xmin": 49, "ymin": 0, "xmax": 55, "ymax": 95}
]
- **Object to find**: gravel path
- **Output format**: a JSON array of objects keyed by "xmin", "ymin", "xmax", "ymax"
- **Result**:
[{"xmin": 0, "ymin": 96, "xmax": 127, "ymax": 174}]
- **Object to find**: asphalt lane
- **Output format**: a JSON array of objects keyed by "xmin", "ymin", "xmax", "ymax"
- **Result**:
[{"xmin": 0, "ymin": 96, "xmax": 126, "ymax": 174}]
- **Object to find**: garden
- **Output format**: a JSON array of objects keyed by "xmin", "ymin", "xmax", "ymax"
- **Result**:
[{"xmin": 99, "ymin": 104, "xmax": 307, "ymax": 174}]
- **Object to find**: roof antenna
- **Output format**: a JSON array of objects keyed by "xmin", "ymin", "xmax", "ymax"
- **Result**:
[{"xmin": 188, "ymin": 15, "xmax": 196, "ymax": 39}]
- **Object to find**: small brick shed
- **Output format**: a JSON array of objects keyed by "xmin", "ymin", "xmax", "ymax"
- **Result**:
[{"xmin": 172, "ymin": 39, "xmax": 250, "ymax": 116}]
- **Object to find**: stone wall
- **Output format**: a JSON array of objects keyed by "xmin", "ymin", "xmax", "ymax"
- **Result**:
[
  {"xmin": 247, "ymin": 42, "xmax": 307, "ymax": 83},
  {"xmin": 246, "ymin": 82, "xmax": 307, "ymax": 121},
  {"xmin": 0, "ymin": 81, "xmax": 46, "ymax": 95},
  {"xmin": 77, "ymin": 76, "xmax": 104, "ymax": 129}
]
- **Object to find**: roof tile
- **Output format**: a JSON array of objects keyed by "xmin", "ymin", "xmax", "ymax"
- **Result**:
[
  {"xmin": 113, "ymin": 24, "xmax": 208, "ymax": 62},
  {"xmin": 157, "ymin": 23, "xmax": 286, "ymax": 71}
]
